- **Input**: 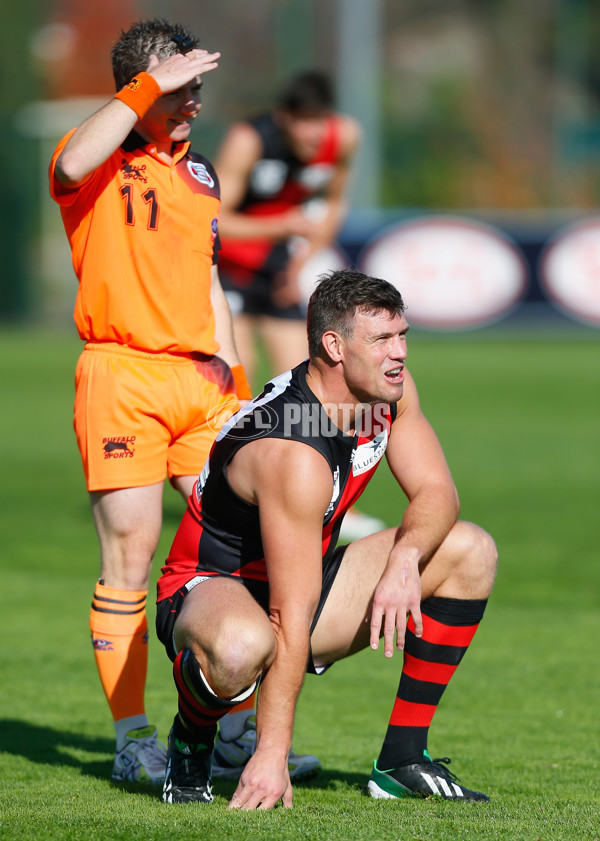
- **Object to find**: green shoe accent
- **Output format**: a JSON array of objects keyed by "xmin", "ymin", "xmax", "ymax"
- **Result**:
[
  {"xmin": 125, "ymin": 725, "xmax": 155, "ymax": 740},
  {"xmin": 113, "ymin": 725, "xmax": 167, "ymax": 785},
  {"xmin": 368, "ymin": 756, "xmax": 490, "ymax": 802},
  {"xmin": 173, "ymin": 736, "xmax": 210, "ymax": 755},
  {"xmin": 369, "ymin": 760, "xmax": 417, "ymax": 799}
]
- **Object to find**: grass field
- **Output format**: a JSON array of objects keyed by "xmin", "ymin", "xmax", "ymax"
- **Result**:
[{"xmin": 0, "ymin": 324, "xmax": 598, "ymax": 840}]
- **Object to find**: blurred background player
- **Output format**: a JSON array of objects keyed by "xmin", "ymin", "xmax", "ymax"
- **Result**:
[
  {"xmin": 216, "ymin": 70, "xmax": 357, "ymax": 382},
  {"xmin": 215, "ymin": 70, "xmax": 384, "ymax": 542},
  {"xmin": 48, "ymin": 18, "xmax": 253, "ymax": 785}
]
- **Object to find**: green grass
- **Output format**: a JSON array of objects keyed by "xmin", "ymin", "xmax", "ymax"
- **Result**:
[{"xmin": 0, "ymin": 325, "xmax": 599, "ymax": 840}]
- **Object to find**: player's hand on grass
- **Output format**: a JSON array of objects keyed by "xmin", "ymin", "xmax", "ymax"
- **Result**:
[
  {"xmin": 228, "ymin": 750, "xmax": 292, "ymax": 810},
  {"xmin": 369, "ymin": 559, "xmax": 423, "ymax": 657},
  {"xmin": 146, "ymin": 49, "xmax": 220, "ymax": 94}
]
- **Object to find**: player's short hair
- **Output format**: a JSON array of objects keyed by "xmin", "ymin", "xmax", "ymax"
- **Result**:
[
  {"xmin": 307, "ymin": 269, "xmax": 405, "ymax": 360},
  {"xmin": 111, "ymin": 18, "xmax": 200, "ymax": 91},
  {"xmin": 277, "ymin": 71, "xmax": 334, "ymax": 116}
]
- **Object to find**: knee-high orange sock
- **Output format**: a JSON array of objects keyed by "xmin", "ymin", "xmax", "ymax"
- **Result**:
[{"xmin": 89, "ymin": 581, "xmax": 149, "ymax": 723}]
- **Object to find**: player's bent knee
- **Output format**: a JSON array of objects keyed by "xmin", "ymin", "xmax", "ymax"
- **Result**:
[
  {"xmin": 207, "ymin": 615, "xmax": 276, "ymax": 695},
  {"xmin": 456, "ymin": 522, "xmax": 498, "ymax": 587},
  {"xmin": 178, "ymin": 647, "xmax": 258, "ymax": 709}
]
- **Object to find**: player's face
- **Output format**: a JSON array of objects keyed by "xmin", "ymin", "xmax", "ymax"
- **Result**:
[
  {"xmin": 340, "ymin": 309, "xmax": 409, "ymax": 405},
  {"xmin": 137, "ymin": 78, "xmax": 203, "ymax": 145},
  {"xmin": 279, "ymin": 110, "xmax": 330, "ymax": 161}
]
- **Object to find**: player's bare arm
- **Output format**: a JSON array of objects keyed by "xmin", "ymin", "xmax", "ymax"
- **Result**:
[
  {"xmin": 55, "ymin": 49, "xmax": 220, "ymax": 187},
  {"xmin": 210, "ymin": 265, "xmax": 243, "ymax": 368},
  {"xmin": 279, "ymin": 115, "xmax": 362, "ymax": 307},
  {"xmin": 299, "ymin": 114, "xmax": 362, "ymax": 256},
  {"xmin": 215, "ymin": 122, "xmax": 316, "ymax": 242},
  {"xmin": 226, "ymin": 439, "xmax": 331, "ymax": 809},
  {"xmin": 369, "ymin": 369, "xmax": 460, "ymax": 656}
]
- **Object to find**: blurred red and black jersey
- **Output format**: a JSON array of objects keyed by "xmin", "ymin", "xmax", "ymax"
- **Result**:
[
  {"xmin": 217, "ymin": 112, "xmax": 342, "ymax": 285},
  {"xmin": 157, "ymin": 360, "xmax": 396, "ymax": 602}
]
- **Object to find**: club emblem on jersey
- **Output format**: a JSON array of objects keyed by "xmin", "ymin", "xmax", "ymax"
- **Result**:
[
  {"xmin": 121, "ymin": 159, "xmax": 148, "ymax": 182},
  {"xmin": 249, "ymin": 159, "xmax": 288, "ymax": 196},
  {"xmin": 187, "ymin": 161, "xmax": 214, "ymax": 188},
  {"xmin": 351, "ymin": 431, "xmax": 388, "ymax": 476},
  {"xmin": 298, "ymin": 162, "xmax": 335, "ymax": 191}
]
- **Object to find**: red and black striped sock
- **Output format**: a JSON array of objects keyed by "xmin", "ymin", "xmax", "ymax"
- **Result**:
[
  {"xmin": 172, "ymin": 649, "xmax": 234, "ymax": 748},
  {"xmin": 377, "ymin": 596, "xmax": 487, "ymax": 770}
]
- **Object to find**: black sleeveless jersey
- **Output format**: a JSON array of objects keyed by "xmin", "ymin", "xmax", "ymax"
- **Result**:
[
  {"xmin": 216, "ymin": 113, "xmax": 342, "ymax": 281},
  {"xmin": 157, "ymin": 361, "xmax": 395, "ymax": 600},
  {"xmin": 236, "ymin": 113, "xmax": 341, "ymax": 212}
]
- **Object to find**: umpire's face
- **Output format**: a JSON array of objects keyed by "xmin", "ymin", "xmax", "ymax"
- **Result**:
[{"xmin": 138, "ymin": 78, "xmax": 203, "ymax": 145}]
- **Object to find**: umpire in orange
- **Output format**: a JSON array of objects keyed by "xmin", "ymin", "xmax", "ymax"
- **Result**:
[{"xmin": 49, "ymin": 18, "xmax": 251, "ymax": 784}]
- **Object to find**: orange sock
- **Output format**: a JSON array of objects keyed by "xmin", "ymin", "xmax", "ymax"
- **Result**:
[
  {"xmin": 89, "ymin": 581, "xmax": 149, "ymax": 722},
  {"xmin": 232, "ymin": 693, "xmax": 256, "ymax": 716}
]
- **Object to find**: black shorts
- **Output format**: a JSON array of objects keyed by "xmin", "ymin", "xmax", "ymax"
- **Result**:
[{"xmin": 155, "ymin": 544, "xmax": 348, "ymax": 674}]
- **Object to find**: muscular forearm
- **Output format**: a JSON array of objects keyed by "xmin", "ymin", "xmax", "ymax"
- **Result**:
[
  {"xmin": 55, "ymin": 100, "xmax": 140, "ymax": 187},
  {"xmin": 228, "ymin": 619, "xmax": 309, "ymax": 809},
  {"xmin": 217, "ymin": 209, "xmax": 303, "ymax": 242},
  {"xmin": 254, "ymin": 625, "xmax": 310, "ymax": 761},
  {"xmin": 370, "ymin": 480, "xmax": 459, "ymax": 655},
  {"xmin": 391, "ymin": 481, "xmax": 459, "ymax": 571}
]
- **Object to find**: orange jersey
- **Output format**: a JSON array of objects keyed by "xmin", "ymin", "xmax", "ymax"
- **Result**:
[{"xmin": 49, "ymin": 130, "xmax": 221, "ymax": 353}]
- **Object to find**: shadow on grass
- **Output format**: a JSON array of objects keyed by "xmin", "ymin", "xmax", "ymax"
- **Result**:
[
  {"xmin": 0, "ymin": 718, "xmax": 114, "ymax": 779},
  {"xmin": 0, "ymin": 718, "xmax": 368, "ymax": 797},
  {"xmin": 214, "ymin": 769, "xmax": 368, "ymax": 800}
]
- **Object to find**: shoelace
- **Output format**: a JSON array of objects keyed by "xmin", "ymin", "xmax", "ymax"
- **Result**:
[
  {"xmin": 429, "ymin": 757, "xmax": 462, "ymax": 784},
  {"xmin": 147, "ymin": 741, "xmax": 167, "ymax": 758},
  {"xmin": 138, "ymin": 737, "xmax": 167, "ymax": 768}
]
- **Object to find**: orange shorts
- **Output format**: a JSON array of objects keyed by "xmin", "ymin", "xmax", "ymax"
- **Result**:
[{"xmin": 74, "ymin": 342, "xmax": 241, "ymax": 491}]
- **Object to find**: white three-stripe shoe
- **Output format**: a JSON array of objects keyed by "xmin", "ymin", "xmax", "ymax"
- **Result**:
[{"xmin": 368, "ymin": 752, "xmax": 489, "ymax": 801}]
